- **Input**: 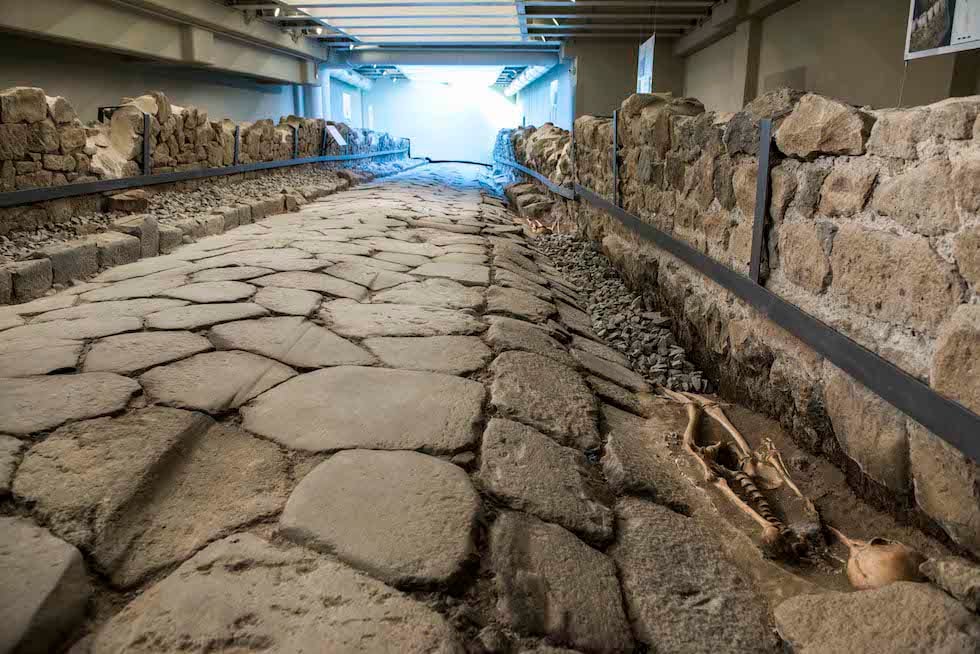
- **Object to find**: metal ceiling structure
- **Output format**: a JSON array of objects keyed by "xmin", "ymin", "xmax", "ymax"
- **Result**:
[{"xmin": 223, "ymin": 1, "xmax": 717, "ymax": 50}]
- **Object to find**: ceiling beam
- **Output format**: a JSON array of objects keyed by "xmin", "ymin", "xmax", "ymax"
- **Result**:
[
  {"xmin": 287, "ymin": 2, "xmax": 713, "ymax": 7},
  {"xmin": 321, "ymin": 32, "xmax": 677, "ymax": 39},
  {"xmin": 337, "ymin": 23, "xmax": 690, "ymax": 30},
  {"xmin": 344, "ymin": 47, "xmax": 562, "ymax": 65},
  {"xmin": 281, "ymin": 13, "xmax": 705, "ymax": 21}
]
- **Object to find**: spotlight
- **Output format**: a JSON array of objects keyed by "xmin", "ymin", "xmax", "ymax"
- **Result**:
[
  {"xmin": 315, "ymin": 26, "xmax": 323, "ymax": 35},
  {"xmin": 273, "ymin": 7, "xmax": 281, "ymax": 17}
]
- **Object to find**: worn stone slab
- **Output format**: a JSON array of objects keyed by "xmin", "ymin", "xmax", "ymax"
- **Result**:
[
  {"xmin": 0, "ymin": 315, "xmax": 23, "ymax": 332},
  {"xmin": 0, "ymin": 435, "xmax": 24, "ymax": 495},
  {"xmin": 90, "ymin": 533, "xmax": 463, "ymax": 653},
  {"xmin": 372, "ymin": 278, "xmax": 485, "ymax": 309},
  {"xmin": 587, "ymin": 376, "xmax": 646, "ymax": 417},
  {"xmin": 0, "ymin": 337, "xmax": 83, "ymax": 377},
  {"xmin": 412, "ymin": 262, "xmax": 490, "ymax": 286},
  {"xmin": 79, "ymin": 271, "xmax": 189, "ymax": 302},
  {"xmin": 0, "ymin": 294, "xmax": 76, "ymax": 320},
  {"xmin": 572, "ymin": 347, "xmax": 651, "ymax": 393},
  {"xmin": 0, "ymin": 373, "xmax": 139, "ymax": 435},
  {"xmin": 322, "ymin": 299, "xmax": 486, "ymax": 338},
  {"xmin": 84, "ymin": 331, "xmax": 212, "ymax": 374},
  {"xmin": 485, "ymin": 316, "xmax": 575, "ymax": 367},
  {"xmin": 325, "ymin": 261, "xmax": 415, "ymax": 291},
  {"xmin": 433, "ymin": 253, "xmax": 488, "ymax": 265},
  {"xmin": 243, "ymin": 366, "xmax": 484, "ymax": 453},
  {"xmin": 7, "ymin": 259, "xmax": 53, "ymax": 301},
  {"xmin": 0, "ymin": 517, "xmax": 90, "ymax": 654},
  {"xmin": 486, "ymin": 285, "xmax": 556, "ymax": 322},
  {"xmin": 325, "ymin": 253, "xmax": 412, "ymax": 272},
  {"xmin": 144, "ymin": 302, "xmax": 268, "ymax": 330},
  {"xmin": 921, "ymin": 557, "xmax": 980, "ymax": 613},
  {"xmin": 494, "ymin": 269, "xmax": 552, "ymax": 299},
  {"xmin": 190, "ymin": 265, "xmax": 272, "ymax": 282},
  {"xmin": 572, "ymin": 334, "xmax": 630, "ymax": 367},
  {"xmin": 161, "ymin": 281, "xmax": 256, "ymax": 303},
  {"xmin": 210, "ymin": 317, "xmax": 374, "ymax": 369},
  {"xmin": 491, "ymin": 511, "xmax": 634, "ymax": 653},
  {"xmin": 495, "ymin": 258, "xmax": 550, "ymax": 288},
  {"xmin": 362, "ymin": 237, "xmax": 444, "ymax": 257},
  {"xmin": 609, "ymin": 499, "xmax": 775, "ymax": 653},
  {"xmin": 253, "ymin": 271, "xmax": 367, "ymax": 300},
  {"xmin": 479, "ymin": 418, "xmax": 613, "ymax": 543},
  {"xmin": 192, "ymin": 250, "xmax": 322, "ymax": 272},
  {"xmin": 140, "ymin": 351, "xmax": 295, "ymax": 412},
  {"xmin": 31, "ymin": 298, "xmax": 188, "ymax": 323},
  {"xmin": 490, "ymin": 351, "xmax": 599, "ymax": 450},
  {"xmin": 296, "ymin": 241, "xmax": 373, "ymax": 256},
  {"xmin": 363, "ymin": 335, "xmax": 490, "ymax": 375},
  {"xmin": 556, "ymin": 300, "xmax": 597, "ymax": 338},
  {"xmin": 775, "ymin": 582, "xmax": 980, "ymax": 654},
  {"xmin": 0, "ymin": 316, "xmax": 143, "ymax": 342},
  {"xmin": 375, "ymin": 251, "xmax": 431, "ymax": 267},
  {"xmin": 252, "ymin": 286, "xmax": 321, "ymax": 316},
  {"xmin": 281, "ymin": 450, "xmax": 480, "ymax": 587}
]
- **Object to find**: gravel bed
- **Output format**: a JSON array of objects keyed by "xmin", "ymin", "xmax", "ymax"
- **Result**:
[
  {"xmin": 535, "ymin": 233, "xmax": 710, "ymax": 393},
  {"xmin": 0, "ymin": 158, "xmax": 417, "ymax": 264}
]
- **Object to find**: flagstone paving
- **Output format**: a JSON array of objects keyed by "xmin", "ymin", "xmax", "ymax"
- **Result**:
[{"xmin": 4, "ymin": 163, "xmax": 947, "ymax": 654}]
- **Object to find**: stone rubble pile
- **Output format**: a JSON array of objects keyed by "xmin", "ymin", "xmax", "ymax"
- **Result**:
[{"xmin": 499, "ymin": 89, "xmax": 980, "ymax": 560}]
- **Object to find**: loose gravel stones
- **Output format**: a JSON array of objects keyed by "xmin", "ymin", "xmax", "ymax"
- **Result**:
[
  {"xmin": 253, "ymin": 271, "xmax": 367, "ymax": 300},
  {"xmin": 83, "ymin": 331, "xmax": 212, "ymax": 374},
  {"xmin": 486, "ymin": 285, "xmax": 556, "ymax": 322},
  {"xmin": 489, "ymin": 351, "xmax": 599, "ymax": 450},
  {"xmin": 161, "ymin": 281, "xmax": 256, "ymax": 303},
  {"xmin": 485, "ymin": 316, "xmax": 576, "ymax": 367},
  {"xmin": 479, "ymin": 418, "xmax": 613, "ymax": 543},
  {"xmin": 0, "ymin": 518, "xmax": 91, "ymax": 654},
  {"xmin": 144, "ymin": 302, "xmax": 268, "ymax": 330},
  {"xmin": 252, "ymin": 286, "xmax": 321, "ymax": 316},
  {"xmin": 372, "ymin": 278, "xmax": 485, "ymax": 309},
  {"xmin": 90, "ymin": 533, "xmax": 464, "ymax": 653},
  {"xmin": 209, "ymin": 317, "xmax": 375, "ymax": 368},
  {"xmin": 609, "ymin": 499, "xmax": 775, "ymax": 653},
  {"xmin": 281, "ymin": 450, "xmax": 480, "ymax": 587},
  {"xmin": 0, "ymin": 373, "xmax": 139, "ymax": 435},
  {"xmin": 774, "ymin": 582, "xmax": 980, "ymax": 653},
  {"xmin": 0, "ymin": 337, "xmax": 83, "ymax": 376},
  {"xmin": 243, "ymin": 366, "xmax": 484, "ymax": 453},
  {"xmin": 322, "ymin": 299, "xmax": 486, "ymax": 338},
  {"xmin": 491, "ymin": 511, "xmax": 634, "ymax": 653},
  {"xmin": 140, "ymin": 351, "xmax": 295, "ymax": 412},
  {"xmin": 412, "ymin": 262, "xmax": 490, "ymax": 286},
  {"xmin": 0, "ymin": 435, "xmax": 24, "ymax": 495},
  {"xmin": 363, "ymin": 335, "xmax": 490, "ymax": 375}
]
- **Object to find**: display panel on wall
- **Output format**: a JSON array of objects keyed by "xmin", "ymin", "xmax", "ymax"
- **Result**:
[
  {"xmin": 906, "ymin": 0, "xmax": 980, "ymax": 59},
  {"xmin": 636, "ymin": 35, "xmax": 655, "ymax": 93}
]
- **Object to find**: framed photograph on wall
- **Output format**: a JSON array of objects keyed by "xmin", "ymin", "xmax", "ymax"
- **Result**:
[
  {"xmin": 906, "ymin": 0, "xmax": 980, "ymax": 60},
  {"xmin": 637, "ymin": 35, "xmax": 655, "ymax": 93}
]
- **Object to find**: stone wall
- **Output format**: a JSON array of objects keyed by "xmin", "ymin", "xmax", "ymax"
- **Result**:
[{"xmin": 503, "ymin": 90, "xmax": 980, "ymax": 559}]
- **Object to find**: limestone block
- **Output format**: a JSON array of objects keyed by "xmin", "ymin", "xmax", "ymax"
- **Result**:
[
  {"xmin": 109, "ymin": 104, "xmax": 144, "ymax": 160},
  {"xmin": 779, "ymin": 221, "xmax": 834, "ymax": 294},
  {"xmin": 6, "ymin": 258, "xmax": 53, "ymax": 301},
  {"xmin": 829, "ymin": 224, "xmax": 961, "ymax": 332},
  {"xmin": 953, "ymin": 224, "xmax": 980, "ymax": 289},
  {"xmin": 920, "ymin": 557, "xmax": 980, "ymax": 610},
  {"xmin": 824, "ymin": 364, "xmax": 909, "ymax": 493},
  {"xmin": 0, "ymin": 86, "xmax": 47, "ymax": 123},
  {"xmin": 0, "ymin": 123, "xmax": 29, "ymax": 160},
  {"xmin": 952, "ymin": 154, "xmax": 980, "ymax": 214},
  {"xmin": 90, "ymin": 231, "xmax": 141, "ymax": 269},
  {"xmin": 724, "ymin": 88, "xmax": 803, "ymax": 156},
  {"xmin": 867, "ymin": 109, "xmax": 925, "ymax": 159},
  {"xmin": 769, "ymin": 159, "xmax": 798, "ymax": 220},
  {"xmin": 172, "ymin": 216, "xmax": 205, "ymax": 239},
  {"xmin": 787, "ymin": 162, "xmax": 830, "ymax": 219},
  {"xmin": 59, "ymin": 127, "xmax": 86, "ymax": 154},
  {"xmin": 158, "ymin": 224, "xmax": 183, "ymax": 254},
  {"xmin": 37, "ymin": 239, "xmax": 99, "ymax": 284},
  {"xmin": 818, "ymin": 158, "xmax": 878, "ymax": 216},
  {"xmin": 775, "ymin": 93, "xmax": 874, "ymax": 157},
  {"xmin": 107, "ymin": 189, "xmax": 149, "ymax": 213},
  {"xmin": 0, "ymin": 267, "xmax": 10, "ymax": 304},
  {"xmin": 872, "ymin": 159, "xmax": 958, "ymax": 235},
  {"xmin": 250, "ymin": 197, "xmax": 285, "ymax": 220},
  {"xmin": 925, "ymin": 96, "xmax": 980, "ymax": 140},
  {"xmin": 111, "ymin": 214, "xmax": 159, "ymax": 258},
  {"xmin": 14, "ymin": 170, "xmax": 53, "ymax": 190},
  {"xmin": 42, "ymin": 153, "xmax": 75, "ymax": 172},
  {"xmin": 931, "ymin": 304, "xmax": 980, "ymax": 414},
  {"xmin": 45, "ymin": 95, "xmax": 77, "ymax": 124},
  {"xmin": 732, "ymin": 160, "xmax": 758, "ymax": 216},
  {"xmin": 28, "ymin": 119, "xmax": 60, "ymax": 153}
]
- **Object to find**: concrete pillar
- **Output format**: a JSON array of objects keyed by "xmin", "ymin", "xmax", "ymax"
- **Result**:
[{"xmin": 731, "ymin": 18, "xmax": 762, "ymax": 108}]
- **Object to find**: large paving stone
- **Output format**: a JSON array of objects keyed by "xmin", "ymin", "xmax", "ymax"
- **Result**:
[
  {"xmin": 90, "ymin": 533, "xmax": 463, "ymax": 653},
  {"xmin": 0, "ymin": 337, "xmax": 82, "ymax": 377},
  {"xmin": 489, "ymin": 351, "xmax": 599, "ymax": 450},
  {"xmin": 140, "ymin": 351, "xmax": 295, "ymax": 412},
  {"xmin": 253, "ymin": 271, "xmax": 367, "ymax": 300},
  {"xmin": 161, "ymin": 281, "xmax": 256, "ymax": 303},
  {"xmin": 83, "ymin": 331, "xmax": 212, "ymax": 374},
  {"xmin": 485, "ymin": 316, "xmax": 575, "ymax": 367},
  {"xmin": 412, "ymin": 262, "xmax": 490, "ymax": 286},
  {"xmin": 486, "ymin": 285, "xmax": 555, "ymax": 322},
  {"xmin": 325, "ymin": 261, "xmax": 415, "ymax": 291},
  {"xmin": 144, "ymin": 302, "xmax": 268, "ymax": 330},
  {"xmin": 571, "ymin": 334, "xmax": 631, "ymax": 367},
  {"xmin": 0, "ymin": 373, "xmax": 139, "ymax": 435},
  {"xmin": 31, "ymin": 298, "xmax": 188, "ymax": 323},
  {"xmin": 372, "ymin": 278, "xmax": 485, "ymax": 309},
  {"xmin": 609, "ymin": 499, "xmax": 775, "ymax": 654},
  {"xmin": 191, "ymin": 249, "xmax": 320, "ymax": 272},
  {"xmin": 363, "ymin": 335, "xmax": 490, "ymax": 375},
  {"xmin": 322, "ymin": 299, "xmax": 486, "ymax": 338},
  {"xmin": 13, "ymin": 408, "xmax": 289, "ymax": 589},
  {"xmin": 571, "ymin": 347, "xmax": 651, "ymax": 393},
  {"xmin": 1, "ymin": 316, "xmax": 142, "ymax": 341},
  {"xmin": 494, "ymin": 269, "xmax": 552, "ymax": 299},
  {"xmin": 243, "ymin": 366, "xmax": 484, "ymax": 453},
  {"xmin": 210, "ymin": 317, "xmax": 374, "ymax": 369},
  {"xmin": 490, "ymin": 511, "xmax": 634, "ymax": 653},
  {"xmin": 555, "ymin": 300, "xmax": 597, "ymax": 338},
  {"xmin": 921, "ymin": 556, "xmax": 980, "ymax": 612},
  {"xmin": 252, "ymin": 286, "xmax": 321, "ymax": 316},
  {"xmin": 281, "ymin": 450, "xmax": 480, "ymax": 587},
  {"xmin": 774, "ymin": 582, "xmax": 980, "ymax": 654},
  {"xmin": 0, "ymin": 435, "xmax": 24, "ymax": 495},
  {"xmin": 79, "ymin": 271, "xmax": 189, "ymax": 302},
  {"xmin": 190, "ymin": 265, "xmax": 272, "ymax": 282},
  {"xmin": 0, "ymin": 517, "xmax": 91, "ymax": 654},
  {"xmin": 479, "ymin": 418, "xmax": 612, "ymax": 543},
  {"xmin": 362, "ymin": 236, "xmax": 444, "ymax": 257}
]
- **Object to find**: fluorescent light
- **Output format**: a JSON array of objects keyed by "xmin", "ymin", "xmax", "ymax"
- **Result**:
[
  {"xmin": 273, "ymin": 7, "xmax": 280, "ymax": 17},
  {"xmin": 552, "ymin": 18, "xmax": 560, "ymax": 26},
  {"xmin": 315, "ymin": 26, "xmax": 323, "ymax": 35}
]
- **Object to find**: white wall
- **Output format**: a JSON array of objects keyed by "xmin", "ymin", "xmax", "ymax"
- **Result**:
[
  {"xmin": 517, "ymin": 60, "xmax": 574, "ymax": 130},
  {"xmin": 363, "ymin": 76, "xmax": 520, "ymax": 163},
  {"xmin": 0, "ymin": 33, "xmax": 297, "ymax": 123},
  {"xmin": 683, "ymin": 33, "xmax": 738, "ymax": 113},
  {"xmin": 330, "ymin": 78, "xmax": 363, "ymax": 128}
]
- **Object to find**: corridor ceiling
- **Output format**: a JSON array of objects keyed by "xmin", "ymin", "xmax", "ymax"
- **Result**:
[{"xmin": 225, "ymin": 1, "xmax": 717, "ymax": 50}]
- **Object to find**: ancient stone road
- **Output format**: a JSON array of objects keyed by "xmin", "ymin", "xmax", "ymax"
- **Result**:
[{"xmin": 0, "ymin": 164, "xmax": 976, "ymax": 654}]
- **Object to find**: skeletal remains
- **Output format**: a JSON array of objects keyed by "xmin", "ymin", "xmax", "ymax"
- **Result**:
[{"xmin": 661, "ymin": 388, "xmax": 927, "ymax": 590}]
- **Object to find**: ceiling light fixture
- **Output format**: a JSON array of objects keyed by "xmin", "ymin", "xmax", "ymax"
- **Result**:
[
  {"xmin": 315, "ymin": 26, "xmax": 323, "ymax": 35},
  {"xmin": 273, "ymin": 6, "xmax": 281, "ymax": 17},
  {"xmin": 552, "ymin": 18, "xmax": 560, "ymax": 26}
]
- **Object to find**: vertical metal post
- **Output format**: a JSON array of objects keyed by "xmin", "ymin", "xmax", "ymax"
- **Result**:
[
  {"xmin": 233, "ymin": 126, "xmax": 241, "ymax": 165},
  {"xmin": 292, "ymin": 125, "xmax": 300, "ymax": 160},
  {"xmin": 611, "ymin": 109, "xmax": 619, "ymax": 208},
  {"xmin": 407, "ymin": 138, "xmax": 411, "ymax": 159},
  {"xmin": 749, "ymin": 118, "xmax": 773, "ymax": 284},
  {"xmin": 141, "ymin": 113, "xmax": 151, "ymax": 176}
]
